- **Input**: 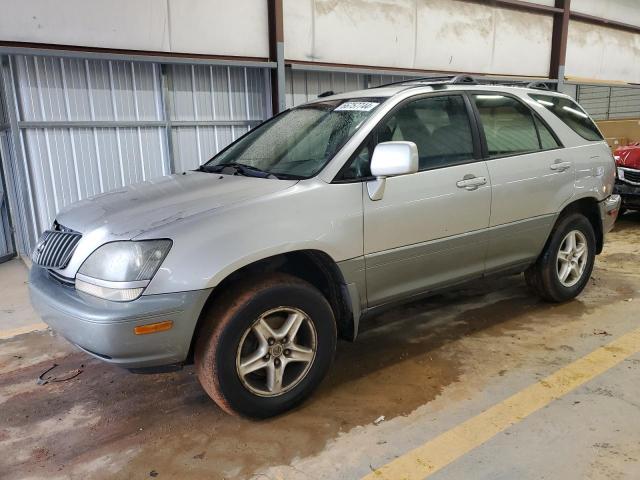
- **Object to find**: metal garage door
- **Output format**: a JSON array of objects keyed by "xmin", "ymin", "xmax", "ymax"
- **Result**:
[{"xmin": 0, "ymin": 54, "xmax": 271, "ymax": 254}]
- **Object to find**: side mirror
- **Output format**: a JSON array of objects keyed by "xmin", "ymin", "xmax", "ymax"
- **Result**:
[{"xmin": 367, "ymin": 141, "xmax": 419, "ymax": 201}]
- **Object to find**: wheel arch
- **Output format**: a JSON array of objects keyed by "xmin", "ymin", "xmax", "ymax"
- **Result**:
[
  {"xmin": 186, "ymin": 250, "xmax": 357, "ymax": 363},
  {"xmin": 555, "ymin": 196, "xmax": 603, "ymax": 254}
]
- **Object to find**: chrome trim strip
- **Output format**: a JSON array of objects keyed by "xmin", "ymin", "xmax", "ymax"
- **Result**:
[{"xmin": 47, "ymin": 269, "xmax": 75, "ymax": 287}]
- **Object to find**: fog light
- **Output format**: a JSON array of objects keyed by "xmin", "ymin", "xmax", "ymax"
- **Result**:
[{"xmin": 134, "ymin": 320, "xmax": 174, "ymax": 335}]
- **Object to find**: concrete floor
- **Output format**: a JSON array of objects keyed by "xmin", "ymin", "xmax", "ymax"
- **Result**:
[
  {"xmin": 0, "ymin": 257, "xmax": 44, "ymax": 335},
  {"xmin": 2, "ymin": 215, "xmax": 640, "ymax": 479}
]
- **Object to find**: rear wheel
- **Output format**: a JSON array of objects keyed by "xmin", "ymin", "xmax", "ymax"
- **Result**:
[
  {"xmin": 195, "ymin": 273, "xmax": 336, "ymax": 418},
  {"xmin": 525, "ymin": 213, "xmax": 596, "ymax": 302}
]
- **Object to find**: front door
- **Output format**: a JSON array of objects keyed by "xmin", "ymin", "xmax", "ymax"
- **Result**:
[{"xmin": 340, "ymin": 94, "xmax": 492, "ymax": 307}]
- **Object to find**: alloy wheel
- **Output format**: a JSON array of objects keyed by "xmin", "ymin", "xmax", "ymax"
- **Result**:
[
  {"xmin": 556, "ymin": 229, "xmax": 588, "ymax": 288},
  {"xmin": 235, "ymin": 307, "xmax": 317, "ymax": 397}
]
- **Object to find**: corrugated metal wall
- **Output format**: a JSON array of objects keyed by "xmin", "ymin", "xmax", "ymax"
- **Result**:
[
  {"xmin": 11, "ymin": 52, "xmax": 637, "ymax": 261},
  {"xmin": 0, "ymin": 54, "xmax": 271, "ymax": 254},
  {"xmin": 285, "ymin": 69, "xmax": 412, "ymax": 107},
  {"xmin": 576, "ymin": 85, "xmax": 640, "ymax": 120},
  {"xmin": 6, "ymin": 55, "xmax": 170, "ymax": 249},
  {"xmin": 168, "ymin": 64, "xmax": 270, "ymax": 172},
  {"xmin": 13, "ymin": 56, "xmax": 169, "ymax": 240}
]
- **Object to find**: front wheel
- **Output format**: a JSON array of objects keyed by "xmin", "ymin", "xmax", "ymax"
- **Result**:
[
  {"xmin": 195, "ymin": 273, "xmax": 336, "ymax": 418},
  {"xmin": 525, "ymin": 213, "xmax": 596, "ymax": 302}
]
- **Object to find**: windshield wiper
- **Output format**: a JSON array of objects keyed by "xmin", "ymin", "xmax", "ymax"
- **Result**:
[
  {"xmin": 198, "ymin": 162, "xmax": 304, "ymax": 180},
  {"xmin": 199, "ymin": 162, "xmax": 276, "ymax": 178},
  {"xmin": 268, "ymin": 172, "xmax": 305, "ymax": 180}
]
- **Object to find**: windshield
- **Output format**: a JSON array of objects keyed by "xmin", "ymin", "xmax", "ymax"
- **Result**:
[{"xmin": 202, "ymin": 98, "xmax": 384, "ymax": 179}]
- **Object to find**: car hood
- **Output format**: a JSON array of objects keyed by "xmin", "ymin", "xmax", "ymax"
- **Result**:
[
  {"xmin": 56, "ymin": 171, "xmax": 298, "ymax": 238},
  {"xmin": 615, "ymin": 143, "xmax": 640, "ymax": 170}
]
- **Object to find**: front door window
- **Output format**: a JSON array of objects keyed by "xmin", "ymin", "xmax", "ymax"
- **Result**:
[{"xmin": 339, "ymin": 95, "xmax": 475, "ymax": 180}]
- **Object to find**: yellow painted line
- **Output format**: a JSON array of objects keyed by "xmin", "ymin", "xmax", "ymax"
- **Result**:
[
  {"xmin": 365, "ymin": 327, "xmax": 640, "ymax": 480},
  {"xmin": 0, "ymin": 322, "xmax": 48, "ymax": 340}
]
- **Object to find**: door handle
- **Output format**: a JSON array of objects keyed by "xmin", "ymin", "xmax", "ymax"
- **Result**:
[
  {"xmin": 550, "ymin": 160, "xmax": 572, "ymax": 172},
  {"xmin": 456, "ymin": 175, "xmax": 487, "ymax": 191}
]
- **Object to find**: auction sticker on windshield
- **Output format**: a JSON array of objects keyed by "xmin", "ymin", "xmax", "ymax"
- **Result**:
[{"xmin": 335, "ymin": 101, "xmax": 380, "ymax": 112}]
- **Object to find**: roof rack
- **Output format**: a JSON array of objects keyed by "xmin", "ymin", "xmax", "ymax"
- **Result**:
[
  {"xmin": 372, "ymin": 75, "xmax": 479, "ymax": 89},
  {"xmin": 525, "ymin": 81, "xmax": 551, "ymax": 91},
  {"xmin": 450, "ymin": 75, "xmax": 477, "ymax": 84},
  {"xmin": 371, "ymin": 75, "xmax": 558, "ymax": 91}
]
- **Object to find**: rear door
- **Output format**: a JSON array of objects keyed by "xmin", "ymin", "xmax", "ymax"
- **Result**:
[
  {"xmin": 338, "ymin": 93, "xmax": 492, "ymax": 306},
  {"xmin": 470, "ymin": 93, "xmax": 571, "ymax": 272}
]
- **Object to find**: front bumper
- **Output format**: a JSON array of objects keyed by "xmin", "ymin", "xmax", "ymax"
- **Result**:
[
  {"xmin": 29, "ymin": 265, "xmax": 212, "ymax": 368},
  {"xmin": 614, "ymin": 181, "xmax": 640, "ymax": 209},
  {"xmin": 599, "ymin": 194, "xmax": 621, "ymax": 234}
]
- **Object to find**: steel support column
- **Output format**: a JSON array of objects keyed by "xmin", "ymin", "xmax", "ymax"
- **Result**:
[
  {"xmin": 549, "ymin": 0, "xmax": 571, "ymax": 88},
  {"xmin": 160, "ymin": 64, "xmax": 176, "ymax": 175},
  {"xmin": 268, "ymin": 0, "xmax": 286, "ymax": 113}
]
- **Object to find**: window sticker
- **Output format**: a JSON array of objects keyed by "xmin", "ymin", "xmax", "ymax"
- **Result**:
[{"xmin": 335, "ymin": 101, "xmax": 380, "ymax": 112}]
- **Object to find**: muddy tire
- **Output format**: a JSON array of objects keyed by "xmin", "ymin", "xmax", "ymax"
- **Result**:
[
  {"xmin": 524, "ymin": 213, "xmax": 596, "ymax": 303},
  {"xmin": 195, "ymin": 273, "xmax": 336, "ymax": 418}
]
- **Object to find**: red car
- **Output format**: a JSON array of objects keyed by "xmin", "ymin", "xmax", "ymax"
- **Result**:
[{"xmin": 614, "ymin": 142, "xmax": 640, "ymax": 211}]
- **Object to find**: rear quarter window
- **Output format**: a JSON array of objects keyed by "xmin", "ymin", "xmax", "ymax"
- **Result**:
[{"xmin": 529, "ymin": 94, "xmax": 603, "ymax": 142}]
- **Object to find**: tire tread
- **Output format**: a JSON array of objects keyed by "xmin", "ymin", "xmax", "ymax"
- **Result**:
[
  {"xmin": 525, "ymin": 213, "xmax": 595, "ymax": 303},
  {"xmin": 194, "ymin": 273, "xmax": 335, "ymax": 418}
]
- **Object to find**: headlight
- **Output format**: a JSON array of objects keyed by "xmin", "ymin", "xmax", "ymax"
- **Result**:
[{"xmin": 76, "ymin": 240, "xmax": 172, "ymax": 301}]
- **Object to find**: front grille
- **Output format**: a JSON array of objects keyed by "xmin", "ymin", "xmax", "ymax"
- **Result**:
[
  {"xmin": 32, "ymin": 226, "xmax": 82, "ymax": 269},
  {"xmin": 622, "ymin": 168, "xmax": 640, "ymax": 185}
]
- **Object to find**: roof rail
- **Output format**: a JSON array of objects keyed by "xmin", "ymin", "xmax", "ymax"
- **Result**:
[
  {"xmin": 371, "ymin": 75, "xmax": 478, "ymax": 89},
  {"xmin": 369, "ymin": 76, "xmax": 449, "ymax": 88}
]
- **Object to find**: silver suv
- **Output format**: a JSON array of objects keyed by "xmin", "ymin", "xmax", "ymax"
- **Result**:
[{"xmin": 29, "ymin": 77, "xmax": 620, "ymax": 417}]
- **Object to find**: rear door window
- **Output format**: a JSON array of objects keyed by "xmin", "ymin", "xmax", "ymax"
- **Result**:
[
  {"xmin": 534, "ymin": 116, "xmax": 561, "ymax": 150},
  {"xmin": 472, "ymin": 94, "xmax": 541, "ymax": 157},
  {"xmin": 529, "ymin": 94, "xmax": 603, "ymax": 141}
]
